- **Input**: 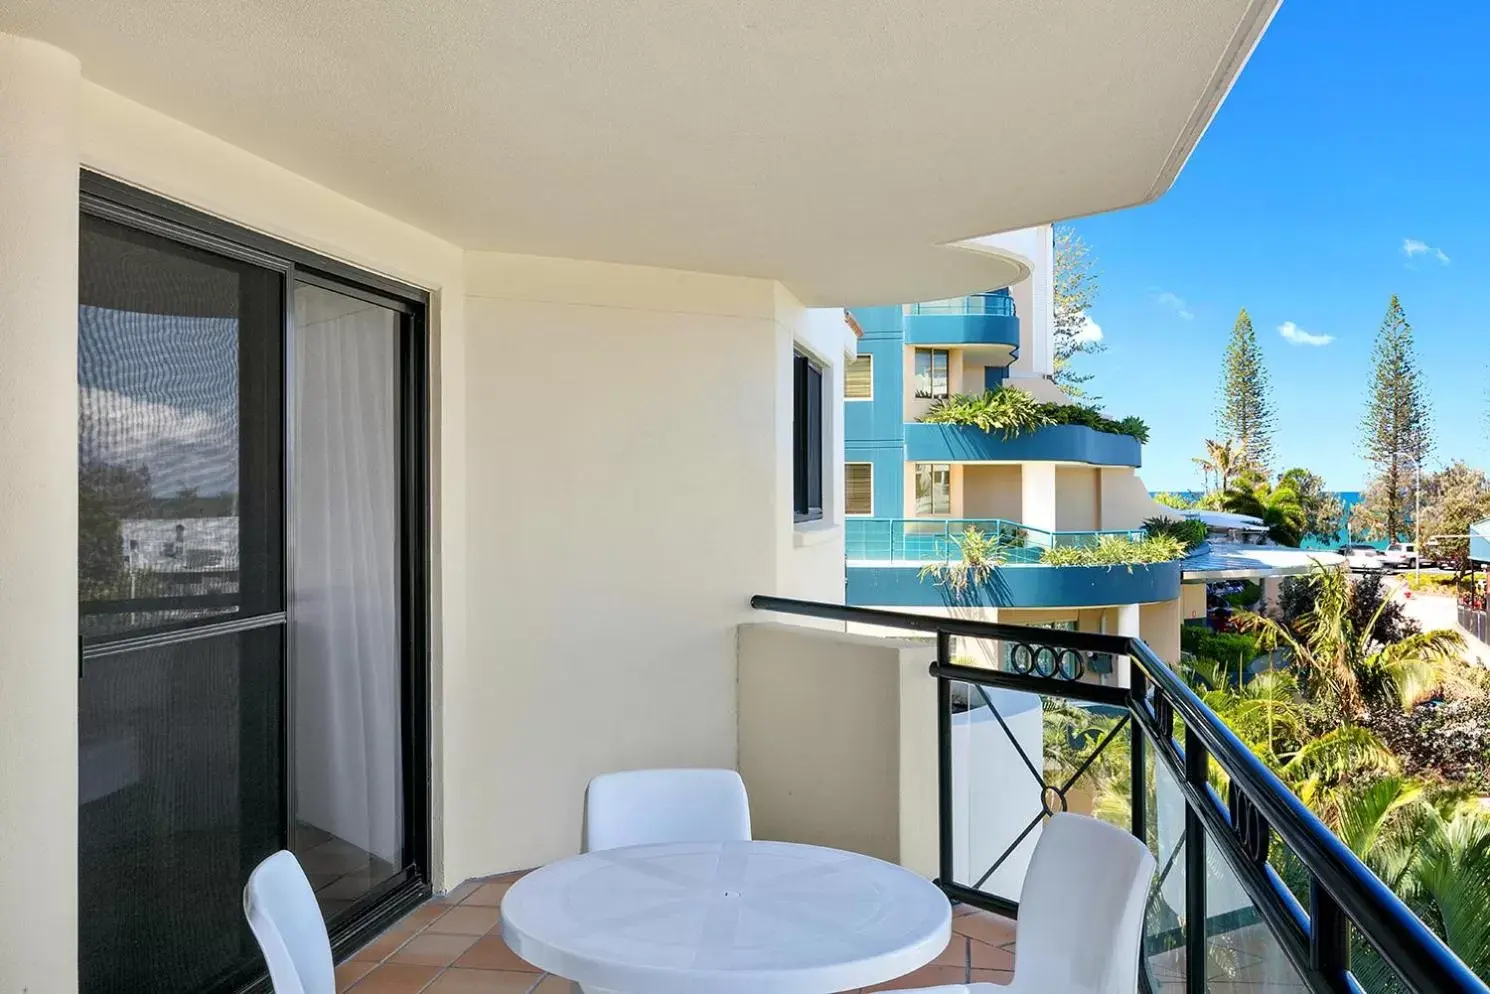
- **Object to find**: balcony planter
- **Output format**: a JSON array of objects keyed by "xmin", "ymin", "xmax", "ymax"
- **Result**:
[
  {"xmin": 845, "ymin": 561, "xmax": 1183, "ymax": 609},
  {"xmin": 904, "ymin": 422, "xmax": 1141, "ymax": 467}
]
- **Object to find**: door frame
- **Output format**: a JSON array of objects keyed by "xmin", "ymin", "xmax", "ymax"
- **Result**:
[{"xmin": 79, "ymin": 170, "xmax": 433, "ymax": 991}]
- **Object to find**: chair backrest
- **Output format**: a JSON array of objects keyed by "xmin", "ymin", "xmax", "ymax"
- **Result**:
[
  {"xmin": 243, "ymin": 850, "xmax": 335, "ymax": 994},
  {"xmin": 1013, "ymin": 813, "xmax": 1157, "ymax": 994},
  {"xmin": 584, "ymin": 768, "xmax": 752, "ymax": 852}
]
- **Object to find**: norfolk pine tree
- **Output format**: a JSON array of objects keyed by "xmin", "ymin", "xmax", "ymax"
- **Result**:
[
  {"xmin": 1361, "ymin": 294, "xmax": 1432, "ymax": 539},
  {"xmin": 1217, "ymin": 308, "xmax": 1275, "ymax": 472}
]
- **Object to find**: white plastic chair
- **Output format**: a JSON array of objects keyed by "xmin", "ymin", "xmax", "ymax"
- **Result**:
[
  {"xmin": 243, "ymin": 850, "xmax": 335, "ymax": 994},
  {"xmin": 901, "ymin": 813, "xmax": 1156, "ymax": 994},
  {"xmin": 583, "ymin": 768, "xmax": 751, "ymax": 852}
]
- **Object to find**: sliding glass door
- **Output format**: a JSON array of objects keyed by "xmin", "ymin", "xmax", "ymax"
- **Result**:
[{"xmin": 77, "ymin": 181, "xmax": 428, "ymax": 994}]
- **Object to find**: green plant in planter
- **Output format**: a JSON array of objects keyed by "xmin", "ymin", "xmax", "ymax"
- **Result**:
[
  {"xmin": 1039, "ymin": 534, "xmax": 1187, "ymax": 567},
  {"xmin": 1144, "ymin": 515, "xmax": 1208, "ymax": 551},
  {"xmin": 919, "ymin": 526, "xmax": 1006, "ymax": 591},
  {"xmin": 920, "ymin": 388, "xmax": 1051, "ymax": 438}
]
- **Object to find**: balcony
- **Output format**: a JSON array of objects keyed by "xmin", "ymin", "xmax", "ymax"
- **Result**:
[
  {"xmin": 844, "ymin": 518, "xmax": 1180, "ymax": 608},
  {"xmin": 336, "ymin": 600, "xmax": 1486, "ymax": 994},
  {"xmin": 905, "ymin": 422, "xmax": 1142, "ymax": 467},
  {"xmin": 904, "ymin": 293, "xmax": 1020, "ymax": 351}
]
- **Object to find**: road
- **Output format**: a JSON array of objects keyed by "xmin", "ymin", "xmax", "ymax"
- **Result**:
[{"xmin": 1385, "ymin": 576, "xmax": 1490, "ymax": 667}]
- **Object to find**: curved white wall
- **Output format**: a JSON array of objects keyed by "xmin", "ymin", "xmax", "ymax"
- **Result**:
[{"xmin": 0, "ymin": 32, "xmax": 81, "ymax": 994}]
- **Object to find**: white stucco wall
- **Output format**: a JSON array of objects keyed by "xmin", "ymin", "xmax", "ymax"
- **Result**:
[
  {"xmin": 453, "ymin": 255, "xmax": 850, "ymax": 882},
  {"xmin": 0, "ymin": 33, "xmax": 81, "ymax": 994}
]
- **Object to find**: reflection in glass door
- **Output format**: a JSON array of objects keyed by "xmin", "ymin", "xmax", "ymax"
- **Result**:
[{"xmin": 76, "ymin": 183, "xmax": 429, "ymax": 994}]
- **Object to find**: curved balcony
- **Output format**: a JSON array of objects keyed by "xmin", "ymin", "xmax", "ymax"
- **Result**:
[
  {"xmin": 904, "ymin": 422, "xmax": 1141, "ymax": 467},
  {"xmin": 903, "ymin": 292, "xmax": 1020, "ymax": 351},
  {"xmin": 843, "ymin": 517, "xmax": 1181, "ymax": 608}
]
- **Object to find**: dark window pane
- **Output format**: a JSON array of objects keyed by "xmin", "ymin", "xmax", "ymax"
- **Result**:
[
  {"xmin": 846, "ymin": 463, "xmax": 873, "ymax": 515},
  {"xmin": 78, "ymin": 215, "xmax": 283, "ymax": 639},
  {"xmin": 932, "ymin": 350, "xmax": 949, "ymax": 398},
  {"xmin": 79, "ymin": 626, "xmax": 285, "ymax": 994},
  {"xmin": 915, "ymin": 349, "xmax": 933, "ymax": 398}
]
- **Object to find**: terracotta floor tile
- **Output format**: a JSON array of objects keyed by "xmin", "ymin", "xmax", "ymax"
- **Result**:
[
  {"xmin": 929, "ymin": 936, "xmax": 969, "ymax": 969},
  {"xmin": 969, "ymin": 939, "xmax": 1015, "ymax": 971},
  {"xmin": 389, "ymin": 932, "xmax": 482, "ymax": 967},
  {"xmin": 427, "ymin": 905, "xmax": 503, "ymax": 935},
  {"xmin": 401, "ymin": 904, "xmax": 453, "ymax": 929},
  {"xmin": 434, "ymin": 880, "xmax": 484, "ymax": 905},
  {"xmin": 528, "ymin": 976, "xmax": 575, "ymax": 994},
  {"xmin": 454, "ymin": 936, "xmax": 543, "ymax": 972},
  {"xmin": 337, "ymin": 960, "xmax": 378, "ymax": 991},
  {"xmin": 350, "ymin": 928, "xmax": 418, "ymax": 963},
  {"xmin": 492, "ymin": 869, "xmax": 533, "ymax": 883},
  {"xmin": 951, "ymin": 911, "xmax": 1017, "ymax": 947},
  {"xmin": 346, "ymin": 963, "xmax": 441, "ymax": 993},
  {"xmin": 970, "ymin": 968, "xmax": 1014, "ymax": 986},
  {"xmin": 464, "ymin": 882, "xmax": 514, "ymax": 907},
  {"xmin": 425, "ymin": 968, "xmax": 545, "ymax": 993},
  {"xmin": 863, "ymin": 965, "xmax": 967, "ymax": 993}
]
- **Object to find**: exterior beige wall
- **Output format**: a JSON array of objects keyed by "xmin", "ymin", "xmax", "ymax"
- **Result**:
[
  {"xmin": 963, "ymin": 464, "xmax": 1022, "ymax": 520},
  {"xmin": 1141, "ymin": 598, "xmax": 1183, "ymax": 665},
  {"xmin": 458, "ymin": 255, "xmax": 849, "ymax": 882},
  {"xmin": 1055, "ymin": 466, "xmax": 1100, "ymax": 530},
  {"xmin": 1182, "ymin": 583, "xmax": 1208, "ymax": 620},
  {"xmin": 738, "ymin": 623, "xmax": 938, "ymax": 877},
  {"xmin": 1099, "ymin": 468, "xmax": 1170, "ymax": 530},
  {"xmin": 0, "ymin": 34, "xmax": 81, "ymax": 994}
]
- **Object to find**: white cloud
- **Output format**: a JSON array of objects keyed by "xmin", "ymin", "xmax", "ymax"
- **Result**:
[
  {"xmin": 80, "ymin": 386, "xmax": 238, "ymax": 494},
  {"xmin": 1402, "ymin": 238, "xmax": 1450, "ymax": 265},
  {"xmin": 1154, "ymin": 291, "xmax": 1194, "ymax": 320},
  {"xmin": 1277, "ymin": 321, "xmax": 1334, "ymax": 347},
  {"xmin": 1073, "ymin": 312, "xmax": 1103, "ymax": 344}
]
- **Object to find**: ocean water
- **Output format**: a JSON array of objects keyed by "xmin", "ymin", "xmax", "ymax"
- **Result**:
[{"xmin": 1156, "ymin": 491, "xmax": 1370, "ymax": 549}]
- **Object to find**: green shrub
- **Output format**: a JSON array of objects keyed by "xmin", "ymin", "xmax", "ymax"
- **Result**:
[
  {"xmin": 917, "ymin": 387, "xmax": 1149, "ymax": 442},
  {"xmin": 1153, "ymin": 492, "xmax": 1196, "ymax": 510},
  {"xmin": 1180, "ymin": 627, "xmax": 1262, "ymax": 668},
  {"xmin": 918, "ymin": 526, "xmax": 1005, "ymax": 590},
  {"xmin": 920, "ymin": 388, "xmax": 1051, "ymax": 438},
  {"xmin": 1223, "ymin": 580, "xmax": 1263, "ymax": 607},
  {"xmin": 1038, "ymin": 534, "xmax": 1187, "ymax": 566},
  {"xmin": 1144, "ymin": 515, "xmax": 1208, "ymax": 550}
]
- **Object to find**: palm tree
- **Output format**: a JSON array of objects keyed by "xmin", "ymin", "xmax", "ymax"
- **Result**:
[
  {"xmin": 1196, "ymin": 438, "xmax": 1247, "ymax": 493},
  {"xmin": 1220, "ymin": 475, "xmax": 1307, "ymax": 546},
  {"xmin": 1240, "ymin": 565, "xmax": 1467, "ymax": 721}
]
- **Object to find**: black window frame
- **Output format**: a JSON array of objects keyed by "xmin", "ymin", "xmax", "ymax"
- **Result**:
[
  {"xmin": 76, "ymin": 171, "xmax": 434, "ymax": 992},
  {"xmin": 914, "ymin": 348, "xmax": 950, "ymax": 400},
  {"xmin": 793, "ymin": 351, "xmax": 824, "ymax": 523}
]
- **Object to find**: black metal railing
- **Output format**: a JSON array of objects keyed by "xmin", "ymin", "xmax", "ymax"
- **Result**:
[{"xmin": 749, "ymin": 595, "xmax": 1489, "ymax": 994}]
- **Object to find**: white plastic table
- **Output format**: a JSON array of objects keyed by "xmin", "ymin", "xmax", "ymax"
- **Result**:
[{"xmin": 501, "ymin": 840, "xmax": 952, "ymax": 994}]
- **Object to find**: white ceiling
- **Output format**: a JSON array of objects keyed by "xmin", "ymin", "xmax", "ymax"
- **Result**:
[{"xmin": 5, "ymin": 0, "xmax": 1277, "ymax": 306}]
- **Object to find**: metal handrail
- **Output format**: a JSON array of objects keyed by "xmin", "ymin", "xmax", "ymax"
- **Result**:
[
  {"xmin": 748, "ymin": 594, "xmax": 1490, "ymax": 994},
  {"xmin": 844, "ymin": 517, "xmax": 1146, "ymax": 563}
]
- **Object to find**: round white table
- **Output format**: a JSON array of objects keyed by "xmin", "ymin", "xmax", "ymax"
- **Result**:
[{"xmin": 501, "ymin": 840, "xmax": 952, "ymax": 994}]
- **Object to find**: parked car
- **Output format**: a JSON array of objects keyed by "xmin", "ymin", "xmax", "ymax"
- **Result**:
[
  {"xmin": 1381, "ymin": 542, "xmax": 1418, "ymax": 570},
  {"xmin": 1338, "ymin": 544, "xmax": 1385, "ymax": 572}
]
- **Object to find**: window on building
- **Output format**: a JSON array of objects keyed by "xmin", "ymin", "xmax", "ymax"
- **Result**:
[
  {"xmin": 914, "ymin": 349, "xmax": 949, "ymax": 399},
  {"xmin": 845, "ymin": 354, "xmax": 873, "ymax": 400},
  {"xmin": 914, "ymin": 463, "xmax": 951, "ymax": 515},
  {"xmin": 793, "ymin": 351, "xmax": 823, "ymax": 522},
  {"xmin": 845, "ymin": 463, "xmax": 873, "ymax": 515}
]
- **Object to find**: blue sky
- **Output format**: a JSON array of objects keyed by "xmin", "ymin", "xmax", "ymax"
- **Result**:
[{"xmin": 1068, "ymin": 1, "xmax": 1489, "ymax": 492}]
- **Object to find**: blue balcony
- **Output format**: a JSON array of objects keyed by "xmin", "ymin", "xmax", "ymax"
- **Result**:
[
  {"xmin": 843, "ymin": 517, "xmax": 1180, "ymax": 608},
  {"xmin": 904, "ymin": 422, "xmax": 1141, "ymax": 467},
  {"xmin": 903, "ymin": 292, "xmax": 1020, "ymax": 350}
]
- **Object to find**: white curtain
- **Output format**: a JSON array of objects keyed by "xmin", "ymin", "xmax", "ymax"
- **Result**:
[{"xmin": 291, "ymin": 284, "xmax": 403, "ymax": 863}]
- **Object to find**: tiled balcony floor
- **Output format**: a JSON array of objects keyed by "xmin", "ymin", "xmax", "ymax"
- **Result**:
[{"xmin": 338, "ymin": 870, "xmax": 1017, "ymax": 994}]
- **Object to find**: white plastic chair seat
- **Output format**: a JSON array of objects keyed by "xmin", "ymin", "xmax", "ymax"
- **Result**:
[
  {"xmin": 243, "ymin": 849, "xmax": 335, "ymax": 994},
  {"xmin": 583, "ymin": 768, "xmax": 751, "ymax": 852},
  {"xmin": 891, "ymin": 814, "xmax": 1155, "ymax": 994}
]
